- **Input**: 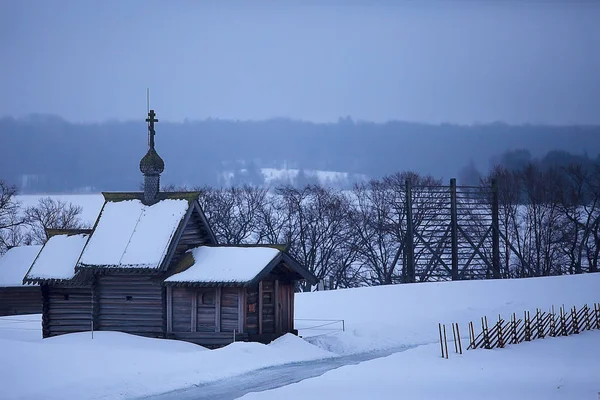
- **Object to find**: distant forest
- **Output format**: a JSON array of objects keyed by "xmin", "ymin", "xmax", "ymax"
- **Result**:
[{"xmin": 1, "ymin": 115, "xmax": 599, "ymax": 193}]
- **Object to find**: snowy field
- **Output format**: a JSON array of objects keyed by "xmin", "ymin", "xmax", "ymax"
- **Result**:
[
  {"xmin": 241, "ymin": 330, "xmax": 600, "ymax": 400},
  {"xmin": 0, "ymin": 273, "xmax": 598, "ymax": 400}
]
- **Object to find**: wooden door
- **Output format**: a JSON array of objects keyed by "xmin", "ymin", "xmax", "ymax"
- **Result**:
[
  {"xmin": 278, "ymin": 283, "xmax": 291, "ymax": 333},
  {"xmin": 260, "ymin": 281, "xmax": 275, "ymax": 333},
  {"xmin": 196, "ymin": 288, "xmax": 216, "ymax": 332},
  {"xmin": 220, "ymin": 288, "xmax": 239, "ymax": 333}
]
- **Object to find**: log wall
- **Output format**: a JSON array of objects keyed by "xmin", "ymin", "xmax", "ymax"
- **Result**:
[
  {"xmin": 44, "ymin": 285, "xmax": 92, "ymax": 337},
  {"xmin": 171, "ymin": 209, "xmax": 212, "ymax": 268},
  {"xmin": 96, "ymin": 274, "xmax": 164, "ymax": 338},
  {"xmin": 0, "ymin": 287, "xmax": 41, "ymax": 316}
]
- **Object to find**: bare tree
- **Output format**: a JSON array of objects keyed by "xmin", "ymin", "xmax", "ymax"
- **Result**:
[
  {"xmin": 24, "ymin": 197, "xmax": 87, "ymax": 244},
  {"xmin": 277, "ymin": 184, "xmax": 357, "ymax": 290},
  {"xmin": 196, "ymin": 186, "xmax": 268, "ymax": 244},
  {"xmin": 0, "ymin": 180, "xmax": 25, "ymax": 253}
]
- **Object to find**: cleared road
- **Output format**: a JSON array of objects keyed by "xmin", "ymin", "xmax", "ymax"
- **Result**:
[{"xmin": 139, "ymin": 346, "xmax": 413, "ymax": 400}]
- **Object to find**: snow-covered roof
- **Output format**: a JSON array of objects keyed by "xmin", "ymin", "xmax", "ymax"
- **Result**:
[
  {"xmin": 77, "ymin": 199, "xmax": 189, "ymax": 270},
  {"xmin": 165, "ymin": 246, "xmax": 282, "ymax": 284},
  {"xmin": 25, "ymin": 234, "xmax": 88, "ymax": 282},
  {"xmin": 0, "ymin": 246, "xmax": 42, "ymax": 287}
]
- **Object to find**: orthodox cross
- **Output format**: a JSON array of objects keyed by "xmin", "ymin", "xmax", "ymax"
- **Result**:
[{"xmin": 146, "ymin": 109, "xmax": 159, "ymax": 148}]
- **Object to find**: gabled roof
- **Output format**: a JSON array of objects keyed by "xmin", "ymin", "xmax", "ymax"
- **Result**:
[
  {"xmin": 0, "ymin": 245, "xmax": 42, "ymax": 287},
  {"xmin": 74, "ymin": 192, "xmax": 216, "ymax": 272},
  {"xmin": 164, "ymin": 245, "xmax": 318, "ymax": 287},
  {"xmin": 77, "ymin": 198, "xmax": 189, "ymax": 270},
  {"xmin": 24, "ymin": 233, "xmax": 89, "ymax": 284}
]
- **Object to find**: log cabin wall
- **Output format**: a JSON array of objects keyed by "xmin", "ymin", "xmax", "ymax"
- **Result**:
[
  {"xmin": 170, "ymin": 208, "xmax": 212, "ymax": 268},
  {"xmin": 96, "ymin": 274, "xmax": 164, "ymax": 338},
  {"xmin": 0, "ymin": 287, "xmax": 41, "ymax": 316},
  {"xmin": 171, "ymin": 287, "xmax": 218, "ymax": 332},
  {"xmin": 167, "ymin": 286, "xmax": 248, "ymax": 347},
  {"xmin": 247, "ymin": 277, "xmax": 295, "ymax": 341},
  {"xmin": 43, "ymin": 285, "xmax": 92, "ymax": 338},
  {"xmin": 245, "ymin": 285, "xmax": 259, "ymax": 335}
]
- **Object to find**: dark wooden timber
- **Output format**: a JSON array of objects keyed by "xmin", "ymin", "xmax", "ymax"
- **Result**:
[
  {"xmin": 0, "ymin": 287, "xmax": 41, "ymax": 316},
  {"xmin": 450, "ymin": 178, "xmax": 459, "ymax": 281},
  {"xmin": 405, "ymin": 179, "xmax": 415, "ymax": 283},
  {"xmin": 44, "ymin": 285, "xmax": 92, "ymax": 337},
  {"xmin": 96, "ymin": 274, "xmax": 164, "ymax": 338},
  {"xmin": 491, "ymin": 179, "xmax": 501, "ymax": 279}
]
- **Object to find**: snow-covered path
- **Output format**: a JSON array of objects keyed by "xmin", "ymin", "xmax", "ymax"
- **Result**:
[{"xmin": 138, "ymin": 346, "xmax": 413, "ymax": 400}]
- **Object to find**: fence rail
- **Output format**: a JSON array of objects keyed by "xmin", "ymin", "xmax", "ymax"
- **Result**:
[
  {"xmin": 294, "ymin": 318, "xmax": 345, "ymax": 338},
  {"xmin": 438, "ymin": 302, "xmax": 600, "ymax": 358}
]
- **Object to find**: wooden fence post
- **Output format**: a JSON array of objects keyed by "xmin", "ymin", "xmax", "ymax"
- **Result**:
[
  {"xmin": 456, "ymin": 323, "xmax": 463, "ymax": 354},
  {"xmin": 482, "ymin": 317, "xmax": 489, "ymax": 349},
  {"xmin": 405, "ymin": 180, "xmax": 415, "ymax": 283},
  {"xmin": 512, "ymin": 313, "xmax": 518, "ymax": 344},
  {"xmin": 491, "ymin": 179, "xmax": 501, "ymax": 279},
  {"xmin": 439, "ymin": 323, "xmax": 445, "ymax": 358},
  {"xmin": 584, "ymin": 304, "xmax": 590, "ymax": 331},
  {"xmin": 469, "ymin": 321, "xmax": 476, "ymax": 349},
  {"xmin": 550, "ymin": 306, "xmax": 555, "ymax": 337},
  {"xmin": 524, "ymin": 311, "xmax": 528, "ymax": 341},
  {"xmin": 572, "ymin": 306, "xmax": 579, "ymax": 334},
  {"xmin": 452, "ymin": 323, "xmax": 458, "ymax": 353},
  {"xmin": 497, "ymin": 315, "xmax": 504, "ymax": 348},
  {"xmin": 443, "ymin": 324, "xmax": 449, "ymax": 359},
  {"xmin": 450, "ymin": 178, "xmax": 459, "ymax": 281}
]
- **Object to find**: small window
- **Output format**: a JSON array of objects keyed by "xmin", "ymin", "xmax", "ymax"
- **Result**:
[
  {"xmin": 201, "ymin": 292, "xmax": 214, "ymax": 305},
  {"xmin": 63, "ymin": 294, "xmax": 70, "ymax": 301},
  {"xmin": 263, "ymin": 292, "xmax": 272, "ymax": 305},
  {"xmin": 126, "ymin": 296, "xmax": 133, "ymax": 301}
]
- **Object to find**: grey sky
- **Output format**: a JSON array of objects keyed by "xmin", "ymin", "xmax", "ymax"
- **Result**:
[{"xmin": 1, "ymin": 0, "xmax": 599, "ymax": 124}]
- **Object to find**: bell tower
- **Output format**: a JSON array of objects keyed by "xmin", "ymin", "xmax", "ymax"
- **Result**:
[{"xmin": 139, "ymin": 109, "xmax": 164, "ymax": 205}]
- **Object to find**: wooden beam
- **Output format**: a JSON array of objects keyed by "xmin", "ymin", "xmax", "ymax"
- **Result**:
[
  {"xmin": 238, "ymin": 289, "xmax": 244, "ymax": 334},
  {"xmin": 275, "ymin": 279, "xmax": 280, "ymax": 334},
  {"xmin": 215, "ymin": 287, "xmax": 221, "ymax": 332},
  {"xmin": 191, "ymin": 290, "xmax": 197, "ymax": 332},
  {"xmin": 290, "ymin": 283, "xmax": 295, "ymax": 329},
  {"xmin": 258, "ymin": 281, "xmax": 263, "ymax": 335},
  {"xmin": 166, "ymin": 286, "xmax": 172, "ymax": 333},
  {"xmin": 288, "ymin": 285, "xmax": 293, "ymax": 332}
]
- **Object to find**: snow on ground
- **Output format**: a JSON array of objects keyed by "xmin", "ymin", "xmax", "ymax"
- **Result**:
[
  {"xmin": 0, "ymin": 315, "xmax": 334, "ymax": 400},
  {"xmin": 241, "ymin": 330, "xmax": 600, "ymax": 400},
  {"xmin": 0, "ymin": 273, "xmax": 598, "ymax": 400},
  {"xmin": 295, "ymin": 273, "xmax": 600, "ymax": 354}
]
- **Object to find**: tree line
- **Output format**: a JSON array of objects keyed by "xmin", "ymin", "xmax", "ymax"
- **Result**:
[
  {"xmin": 2, "ymin": 115, "xmax": 600, "ymax": 193},
  {"xmin": 2, "ymin": 158, "xmax": 599, "ymax": 289}
]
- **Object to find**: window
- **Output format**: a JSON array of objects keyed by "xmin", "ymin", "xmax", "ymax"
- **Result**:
[
  {"xmin": 201, "ymin": 292, "xmax": 214, "ymax": 305},
  {"xmin": 263, "ymin": 292, "xmax": 272, "ymax": 304},
  {"xmin": 125, "ymin": 296, "xmax": 133, "ymax": 301}
]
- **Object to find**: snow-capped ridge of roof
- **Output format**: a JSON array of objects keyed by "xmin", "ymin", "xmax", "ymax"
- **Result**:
[
  {"xmin": 24, "ymin": 234, "xmax": 89, "ymax": 284},
  {"xmin": 0, "ymin": 245, "xmax": 43, "ymax": 287},
  {"xmin": 77, "ymin": 198, "xmax": 189, "ymax": 270},
  {"xmin": 165, "ymin": 245, "xmax": 317, "ymax": 286}
]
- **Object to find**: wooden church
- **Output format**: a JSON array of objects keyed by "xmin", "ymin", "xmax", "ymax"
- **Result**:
[{"xmin": 23, "ymin": 110, "xmax": 317, "ymax": 347}]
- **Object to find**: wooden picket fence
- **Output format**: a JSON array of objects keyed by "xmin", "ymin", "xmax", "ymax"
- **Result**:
[{"xmin": 438, "ymin": 302, "xmax": 600, "ymax": 358}]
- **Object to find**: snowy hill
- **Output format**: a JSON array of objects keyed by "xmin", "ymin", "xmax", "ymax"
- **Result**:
[{"xmin": 295, "ymin": 273, "xmax": 600, "ymax": 354}]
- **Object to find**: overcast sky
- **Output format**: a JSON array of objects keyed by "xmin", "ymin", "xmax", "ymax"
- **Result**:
[{"xmin": 1, "ymin": 0, "xmax": 599, "ymax": 124}]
